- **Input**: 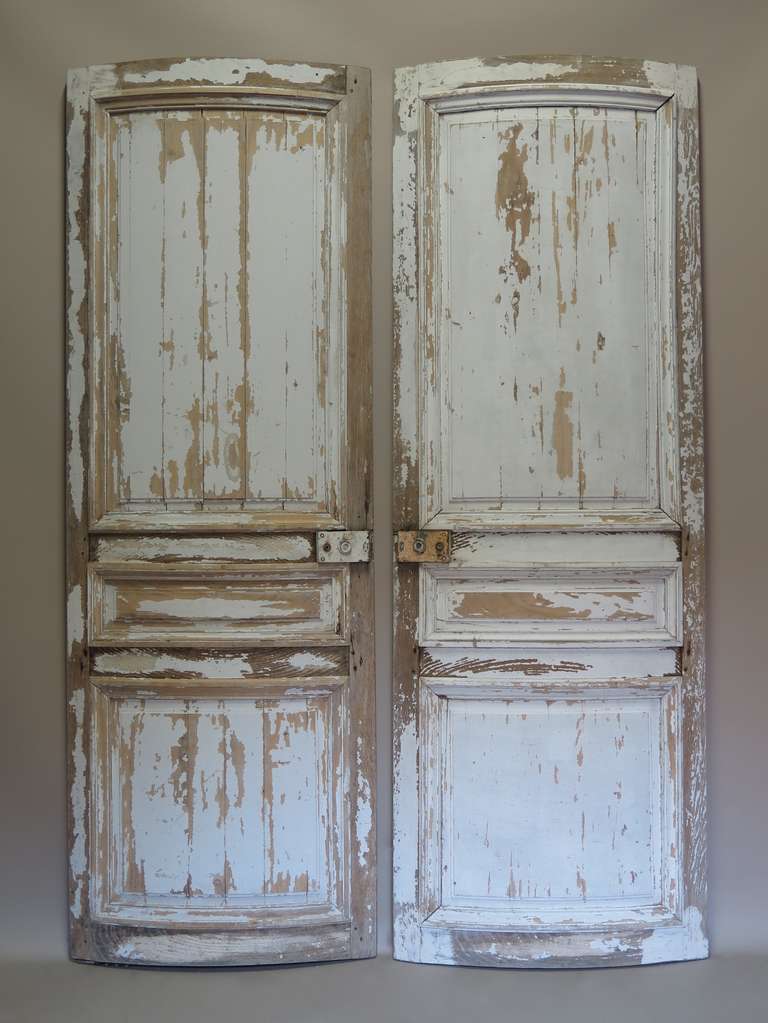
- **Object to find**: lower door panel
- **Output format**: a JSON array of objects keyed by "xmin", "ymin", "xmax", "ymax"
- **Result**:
[{"xmin": 73, "ymin": 549, "xmax": 374, "ymax": 967}]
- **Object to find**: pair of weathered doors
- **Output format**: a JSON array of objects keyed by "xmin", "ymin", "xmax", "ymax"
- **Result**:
[{"xmin": 66, "ymin": 56, "xmax": 705, "ymax": 968}]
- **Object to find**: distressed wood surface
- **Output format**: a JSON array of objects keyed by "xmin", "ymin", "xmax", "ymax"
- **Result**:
[
  {"xmin": 427, "ymin": 680, "xmax": 678, "ymax": 927},
  {"xmin": 420, "ymin": 91, "xmax": 677, "ymax": 531},
  {"xmin": 93, "ymin": 533, "xmax": 315, "ymax": 563},
  {"xmin": 421, "ymin": 564, "xmax": 681, "ymax": 646},
  {"xmin": 91, "ymin": 678, "xmax": 344, "ymax": 925},
  {"xmin": 91, "ymin": 646, "xmax": 350, "ymax": 680},
  {"xmin": 67, "ymin": 58, "xmax": 374, "ymax": 967},
  {"xmin": 392, "ymin": 56, "xmax": 704, "ymax": 968},
  {"xmin": 88, "ymin": 563, "xmax": 348, "ymax": 647},
  {"xmin": 420, "ymin": 646, "xmax": 678, "ymax": 680},
  {"xmin": 98, "ymin": 106, "xmax": 339, "ymax": 525},
  {"xmin": 88, "ymin": 60, "xmax": 355, "ymax": 534}
]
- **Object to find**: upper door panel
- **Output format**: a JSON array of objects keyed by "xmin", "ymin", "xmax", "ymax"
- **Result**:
[
  {"xmin": 402, "ymin": 61, "xmax": 686, "ymax": 532},
  {"xmin": 86, "ymin": 59, "xmax": 358, "ymax": 531}
]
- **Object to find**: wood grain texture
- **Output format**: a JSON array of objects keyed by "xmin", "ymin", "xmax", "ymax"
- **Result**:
[
  {"xmin": 392, "ymin": 56, "xmax": 705, "ymax": 968},
  {"xmin": 67, "ymin": 57, "xmax": 374, "ymax": 967},
  {"xmin": 91, "ymin": 647, "xmax": 350, "ymax": 680}
]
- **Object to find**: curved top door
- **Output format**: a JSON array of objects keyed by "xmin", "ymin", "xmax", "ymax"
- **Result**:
[
  {"xmin": 393, "ymin": 56, "xmax": 705, "ymax": 967},
  {"xmin": 66, "ymin": 57, "xmax": 374, "ymax": 966}
]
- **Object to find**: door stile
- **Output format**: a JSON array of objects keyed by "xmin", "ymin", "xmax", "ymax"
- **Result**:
[{"xmin": 66, "ymin": 66, "xmax": 91, "ymax": 959}]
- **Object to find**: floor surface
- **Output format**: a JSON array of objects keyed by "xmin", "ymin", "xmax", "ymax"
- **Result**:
[{"xmin": 1, "ymin": 954, "xmax": 766, "ymax": 1023}]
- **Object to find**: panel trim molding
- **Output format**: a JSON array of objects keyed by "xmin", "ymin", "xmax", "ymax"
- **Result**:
[
  {"xmin": 416, "ymin": 677, "xmax": 682, "ymax": 943},
  {"xmin": 426, "ymin": 82, "xmax": 674, "ymax": 114},
  {"xmin": 417, "ymin": 85, "xmax": 679, "ymax": 530},
  {"xmin": 89, "ymin": 676, "xmax": 348, "ymax": 928},
  {"xmin": 420, "ymin": 563, "xmax": 682, "ymax": 646},
  {"xmin": 88, "ymin": 562, "xmax": 348, "ymax": 647}
]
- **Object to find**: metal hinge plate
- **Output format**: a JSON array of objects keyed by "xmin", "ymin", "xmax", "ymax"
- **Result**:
[
  {"xmin": 317, "ymin": 530, "xmax": 371, "ymax": 563},
  {"xmin": 395, "ymin": 530, "xmax": 451, "ymax": 563}
]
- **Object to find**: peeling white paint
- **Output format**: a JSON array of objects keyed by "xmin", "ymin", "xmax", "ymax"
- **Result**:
[
  {"xmin": 288, "ymin": 651, "xmax": 338, "ymax": 671},
  {"xmin": 67, "ymin": 583, "xmax": 83, "ymax": 653},
  {"xmin": 95, "ymin": 535, "xmax": 313, "ymax": 563},
  {"xmin": 115, "ymin": 942, "xmax": 143, "ymax": 960},
  {"xmin": 355, "ymin": 736, "xmax": 372, "ymax": 868},
  {"xmin": 119, "ymin": 58, "xmax": 342, "ymax": 88},
  {"xmin": 640, "ymin": 906, "xmax": 707, "ymax": 964},
  {"xmin": 68, "ymin": 689, "xmax": 87, "ymax": 914}
]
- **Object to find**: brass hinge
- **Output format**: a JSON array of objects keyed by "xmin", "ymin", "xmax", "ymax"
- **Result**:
[
  {"xmin": 317, "ymin": 530, "xmax": 371, "ymax": 563},
  {"xmin": 395, "ymin": 530, "xmax": 451, "ymax": 563}
]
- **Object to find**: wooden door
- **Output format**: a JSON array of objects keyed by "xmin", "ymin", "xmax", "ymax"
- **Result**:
[
  {"xmin": 392, "ymin": 56, "xmax": 705, "ymax": 967},
  {"xmin": 66, "ymin": 58, "xmax": 374, "ymax": 966}
]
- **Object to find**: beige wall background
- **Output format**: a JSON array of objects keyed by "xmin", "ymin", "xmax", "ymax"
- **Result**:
[{"xmin": 1, "ymin": 0, "xmax": 766, "ymax": 964}]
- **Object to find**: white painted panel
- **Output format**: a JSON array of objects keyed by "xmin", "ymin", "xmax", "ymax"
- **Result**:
[
  {"xmin": 118, "ymin": 699, "xmax": 189, "ymax": 896},
  {"xmin": 93, "ymin": 534, "xmax": 314, "ymax": 563},
  {"xmin": 113, "ymin": 112, "xmax": 165, "ymax": 503},
  {"xmin": 427, "ymin": 104, "xmax": 669, "ymax": 525},
  {"xmin": 89, "ymin": 563, "xmax": 348, "ymax": 646},
  {"xmin": 102, "ymin": 690, "xmax": 336, "ymax": 920},
  {"xmin": 162, "ymin": 112, "xmax": 205, "ymax": 503},
  {"xmin": 203, "ymin": 111, "xmax": 246, "ymax": 500},
  {"xmin": 422, "ymin": 564, "xmax": 681, "ymax": 646},
  {"xmin": 264, "ymin": 700, "xmax": 328, "ymax": 900},
  {"xmin": 106, "ymin": 105, "xmax": 341, "ymax": 525},
  {"xmin": 420, "ymin": 646, "xmax": 678, "ymax": 681},
  {"xmin": 221, "ymin": 703, "xmax": 266, "ymax": 901},
  {"xmin": 245, "ymin": 113, "xmax": 327, "ymax": 509},
  {"xmin": 450, "ymin": 531, "xmax": 679, "ymax": 566},
  {"xmin": 92, "ymin": 648, "xmax": 348, "ymax": 681},
  {"xmin": 442, "ymin": 693, "xmax": 665, "ymax": 920}
]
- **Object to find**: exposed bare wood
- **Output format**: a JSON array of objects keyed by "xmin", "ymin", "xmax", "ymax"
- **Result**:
[{"xmin": 91, "ymin": 646, "xmax": 350, "ymax": 679}]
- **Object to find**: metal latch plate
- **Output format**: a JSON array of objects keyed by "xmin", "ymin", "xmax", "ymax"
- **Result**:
[
  {"xmin": 317, "ymin": 530, "xmax": 371, "ymax": 563},
  {"xmin": 396, "ymin": 530, "xmax": 451, "ymax": 563}
]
